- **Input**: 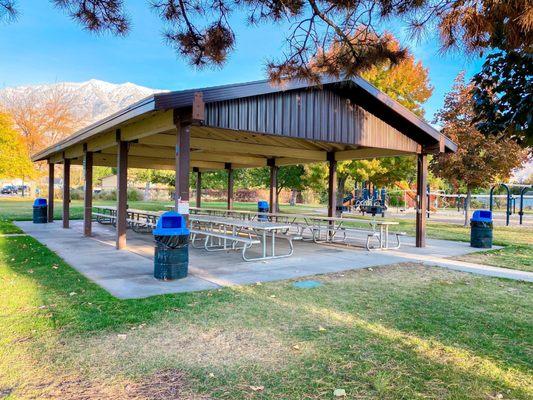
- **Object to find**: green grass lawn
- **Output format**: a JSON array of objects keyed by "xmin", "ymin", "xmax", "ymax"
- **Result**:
[{"xmin": 0, "ymin": 227, "xmax": 531, "ymax": 399}]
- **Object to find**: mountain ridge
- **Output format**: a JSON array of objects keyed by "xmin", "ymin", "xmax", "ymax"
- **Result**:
[{"xmin": 0, "ymin": 80, "xmax": 167, "ymax": 123}]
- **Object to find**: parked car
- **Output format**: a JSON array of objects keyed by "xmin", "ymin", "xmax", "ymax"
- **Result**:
[{"xmin": 1, "ymin": 185, "xmax": 18, "ymax": 194}]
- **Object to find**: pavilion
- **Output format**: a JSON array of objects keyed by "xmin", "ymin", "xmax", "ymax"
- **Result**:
[{"xmin": 32, "ymin": 77, "xmax": 457, "ymax": 250}]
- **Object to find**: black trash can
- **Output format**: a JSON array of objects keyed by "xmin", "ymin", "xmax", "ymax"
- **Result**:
[
  {"xmin": 470, "ymin": 210, "xmax": 493, "ymax": 248},
  {"xmin": 258, "ymin": 200, "xmax": 269, "ymax": 221},
  {"xmin": 32, "ymin": 198, "xmax": 48, "ymax": 224},
  {"xmin": 153, "ymin": 211, "xmax": 189, "ymax": 280}
]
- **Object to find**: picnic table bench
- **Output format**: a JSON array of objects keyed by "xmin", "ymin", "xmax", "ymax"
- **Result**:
[
  {"xmin": 190, "ymin": 215, "xmax": 300, "ymax": 261},
  {"xmin": 92, "ymin": 206, "xmax": 162, "ymax": 233}
]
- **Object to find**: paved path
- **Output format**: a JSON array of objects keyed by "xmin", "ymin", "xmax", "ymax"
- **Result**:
[
  {"xmin": 385, "ymin": 249, "xmax": 533, "ymax": 282},
  {"xmin": 13, "ymin": 220, "xmax": 532, "ymax": 299}
]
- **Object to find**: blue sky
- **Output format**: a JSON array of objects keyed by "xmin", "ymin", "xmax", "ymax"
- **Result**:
[{"xmin": 0, "ymin": 1, "xmax": 484, "ymax": 121}]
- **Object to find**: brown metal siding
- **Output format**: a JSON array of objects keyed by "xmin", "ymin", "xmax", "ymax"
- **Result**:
[{"xmin": 204, "ymin": 88, "xmax": 418, "ymax": 152}]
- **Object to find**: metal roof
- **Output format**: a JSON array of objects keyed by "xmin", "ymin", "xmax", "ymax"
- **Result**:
[{"xmin": 32, "ymin": 76, "xmax": 456, "ymax": 161}]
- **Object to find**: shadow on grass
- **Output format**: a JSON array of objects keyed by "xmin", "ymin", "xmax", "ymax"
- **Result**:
[
  {"xmin": 0, "ymin": 235, "xmax": 234, "ymax": 334},
  {"xmin": 2, "ymin": 233, "xmax": 532, "ymax": 399}
]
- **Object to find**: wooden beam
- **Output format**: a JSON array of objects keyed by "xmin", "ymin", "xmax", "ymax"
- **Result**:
[
  {"xmin": 121, "ymin": 110, "xmax": 175, "ymax": 142},
  {"xmin": 175, "ymin": 120, "xmax": 191, "ymax": 215},
  {"xmin": 191, "ymin": 137, "xmax": 326, "ymax": 160},
  {"xmin": 94, "ymin": 153, "xmax": 229, "ymax": 171},
  {"xmin": 83, "ymin": 149, "xmax": 93, "ymax": 236},
  {"xmin": 416, "ymin": 153, "xmax": 427, "ymax": 247},
  {"xmin": 87, "ymin": 131, "xmax": 116, "ymax": 152},
  {"xmin": 116, "ymin": 135, "xmax": 128, "ymax": 249},
  {"xmin": 140, "ymin": 135, "xmax": 326, "ymax": 161},
  {"xmin": 50, "ymin": 153, "xmax": 64, "ymax": 164},
  {"xmin": 226, "ymin": 163, "xmax": 234, "ymax": 210},
  {"xmin": 64, "ymin": 144, "xmax": 84, "ymax": 159},
  {"xmin": 335, "ymin": 148, "xmax": 413, "ymax": 161},
  {"xmin": 112, "ymin": 144, "xmax": 268, "ymax": 166},
  {"xmin": 194, "ymin": 167, "xmax": 201, "ymax": 208},
  {"xmin": 62, "ymin": 158, "xmax": 70, "ymax": 228},
  {"xmin": 48, "ymin": 163, "xmax": 54, "ymax": 222}
]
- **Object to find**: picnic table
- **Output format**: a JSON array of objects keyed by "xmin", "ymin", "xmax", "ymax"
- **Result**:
[
  {"xmin": 293, "ymin": 215, "xmax": 402, "ymax": 250},
  {"xmin": 180, "ymin": 207, "xmax": 406, "ymax": 250},
  {"xmin": 189, "ymin": 215, "xmax": 298, "ymax": 261},
  {"xmin": 92, "ymin": 206, "xmax": 162, "ymax": 232}
]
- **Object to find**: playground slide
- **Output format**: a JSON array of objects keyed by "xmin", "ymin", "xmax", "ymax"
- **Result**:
[
  {"xmin": 396, "ymin": 182, "xmax": 436, "ymax": 211},
  {"xmin": 342, "ymin": 193, "xmax": 354, "ymax": 207}
]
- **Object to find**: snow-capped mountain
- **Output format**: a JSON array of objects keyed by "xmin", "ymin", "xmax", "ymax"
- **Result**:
[{"xmin": 0, "ymin": 79, "xmax": 166, "ymax": 123}]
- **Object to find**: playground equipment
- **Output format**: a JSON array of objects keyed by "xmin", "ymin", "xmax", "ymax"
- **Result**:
[
  {"xmin": 340, "ymin": 182, "xmax": 388, "ymax": 217},
  {"xmin": 488, "ymin": 183, "xmax": 533, "ymax": 226},
  {"xmin": 519, "ymin": 185, "xmax": 533, "ymax": 225},
  {"xmin": 489, "ymin": 183, "xmax": 511, "ymax": 226}
]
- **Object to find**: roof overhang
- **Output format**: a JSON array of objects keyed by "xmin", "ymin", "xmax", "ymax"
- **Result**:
[{"xmin": 32, "ymin": 76, "xmax": 456, "ymax": 162}]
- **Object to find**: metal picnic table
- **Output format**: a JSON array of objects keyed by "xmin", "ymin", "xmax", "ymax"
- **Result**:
[{"xmin": 190, "ymin": 215, "xmax": 295, "ymax": 260}]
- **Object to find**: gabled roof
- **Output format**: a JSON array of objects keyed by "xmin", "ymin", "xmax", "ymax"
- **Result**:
[{"xmin": 32, "ymin": 76, "xmax": 456, "ymax": 161}]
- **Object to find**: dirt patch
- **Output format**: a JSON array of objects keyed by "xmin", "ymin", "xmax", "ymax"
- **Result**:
[
  {"xmin": 322, "ymin": 262, "xmax": 474, "ymax": 283},
  {"xmin": 15, "ymin": 370, "xmax": 209, "ymax": 400},
  {"xmin": 66, "ymin": 324, "xmax": 290, "ymax": 379}
]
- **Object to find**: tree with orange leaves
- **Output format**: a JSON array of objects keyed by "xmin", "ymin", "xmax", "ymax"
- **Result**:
[
  {"xmin": 0, "ymin": 84, "xmax": 85, "ymax": 155},
  {"xmin": 431, "ymin": 73, "xmax": 528, "ymax": 225}
]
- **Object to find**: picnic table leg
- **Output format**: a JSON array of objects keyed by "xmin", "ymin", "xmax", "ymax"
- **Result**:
[
  {"xmin": 262, "ymin": 230, "xmax": 267, "ymax": 258},
  {"xmin": 271, "ymin": 230, "xmax": 275, "ymax": 257},
  {"xmin": 385, "ymin": 226, "xmax": 389, "ymax": 249}
]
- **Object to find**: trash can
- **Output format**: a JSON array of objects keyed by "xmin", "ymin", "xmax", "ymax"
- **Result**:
[
  {"xmin": 153, "ymin": 211, "xmax": 189, "ymax": 280},
  {"xmin": 32, "ymin": 198, "xmax": 48, "ymax": 224},
  {"xmin": 470, "ymin": 210, "xmax": 493, "ymax": 248},
  {"xmin": 258, "ymin": 200, "xmax": 269, "ymax": 221}
]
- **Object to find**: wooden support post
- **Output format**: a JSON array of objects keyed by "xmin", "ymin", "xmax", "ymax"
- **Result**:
[
  {"xmin": 226, "ymin": 163, "xmax": 234, "ymax": 210},
  {"xmin": 194, "ymin": 167, "xmax": 201, "ymax": 208},
  {"xmin": 268, "ymin": 159, "xmax": 278, "ymax": 213},
  {"xmin": 116, "ymin": 132, "xmax": 128, "ymax": 250},
  {"xmin": 62, "ymin": 158, "xmax": 70, "ymax": 228},
  {"xmin": 83, "ymin": 147, "xmax": 93, "ymax": 236},
  {"xmin": 327, "ymin": 153, "xmax": 337, "ymax": 239},
  {"xmin": 175, "ymin": 119, "xmax": 191, "ymax": 219},
  {"xmin": 48, "ymin": 163, "xmax": 54, "ymax": 222},
  {"xmin": 416, "ymin": 152, "xmax": 428, "ymax": 247},
  {"xmin": 327, "ymin": 152, "xmax": 337, "ymax": 218}
]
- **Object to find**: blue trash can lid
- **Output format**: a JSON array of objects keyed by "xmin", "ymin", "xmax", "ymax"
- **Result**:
[
  {"xmin": 471, "ymin": 209, "xmax": 492, "ymax": 223},
  {"xmin": 258, "ymin": 200, "xmax": 268, "ymax": 207},
  {"xmin": 153, "ymin": 211, "xmax": 189, "ymax": 236},
  {"xmin": 33, "ymin": 198, "xmax": 47, "ymax": 206}
]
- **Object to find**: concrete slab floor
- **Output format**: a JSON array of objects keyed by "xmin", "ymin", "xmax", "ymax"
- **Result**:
[{"xmin": 14, "ymin": 220, "xmax": 531, "ymax": 299}]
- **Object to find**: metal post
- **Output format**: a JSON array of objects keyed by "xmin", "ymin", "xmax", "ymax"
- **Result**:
[
  {"xmin": 518, "ymin": 186, "xmax": 532, "ymax": 225},
  {"xmin": 226, "ymin": 163, "xmax": 233, "ymax": 210},
  {"xmin": 416, "ymin": 153, "xmax": 427, "ymax": 247},
  {"xmin": 83, "ymin": 148, "xmax": 93, "ymax": 236},
  {"xmin": 116, "ymin": 133, "xmax": 128, "ymax": 249},
  {"xmin": 48, "ymin": 163, "xmax": 54, "ymax": 222},
  {"xmin": 62, "ymin": 158, "xmax": 70, "ymax": 229}
]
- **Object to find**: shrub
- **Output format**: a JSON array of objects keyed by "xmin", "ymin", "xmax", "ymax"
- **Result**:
[{"xmin": 70, "ymin": 188, "xmax": 84, "ymax": 200}]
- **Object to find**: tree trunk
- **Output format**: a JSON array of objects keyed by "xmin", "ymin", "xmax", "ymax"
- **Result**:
[
  {"xmin": 289, "ymin": 189, "xmax": 297, "ymax": 206},
  {"xmin": 276, "ymin": 187, "xmax": 282, "ymax": 213},
  {"xmin": 144, "ymin": 182, "xmax": 150, "ymax": 201},
  {"xmin": 464, "ymin": 188, "xmax": 471, "ymax": 227},
  {"xmin": 336, "ymin": 176, "xmax": 347, "ymax": 217}
]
